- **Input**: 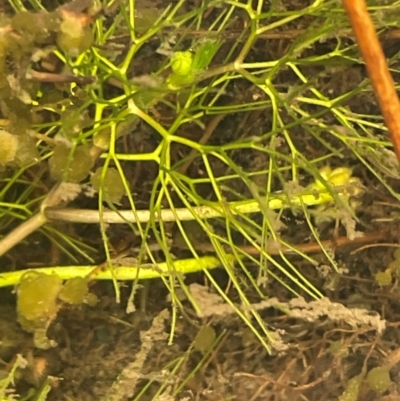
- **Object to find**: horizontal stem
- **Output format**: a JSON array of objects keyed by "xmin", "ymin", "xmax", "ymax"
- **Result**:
[
  {"xmin": 44, "ymin": 189, "xmax": 339, "ymax": 224},
  {"xmin": 0, "ymin": 255, "xmax": 229, "ymax": 287}
]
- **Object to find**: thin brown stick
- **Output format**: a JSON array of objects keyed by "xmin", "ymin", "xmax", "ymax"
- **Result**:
[
  {"xmin": 342, "ymin": 0, "xmax": 400, "ymax": 163},
  {"xmin": 177, "ymin": 230, "xmax": 386, "ymax": 256},
  {"xmin": 27, "ymin": 70, "xmax": 96, "ymax": 85}
]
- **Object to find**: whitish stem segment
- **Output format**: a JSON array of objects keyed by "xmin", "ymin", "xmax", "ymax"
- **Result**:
[
  {"xmin": 0, "ymin": 167, "xmax": 360, "ymax": 257},
  {"xmin": 43, "ymin": 184, "xmax": 356, "ymax": 224}
]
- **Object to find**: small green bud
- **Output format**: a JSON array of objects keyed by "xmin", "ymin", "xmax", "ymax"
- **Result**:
[{"xmin": 171, "ymin": 51, "xmax": 193, "ymax": 76}]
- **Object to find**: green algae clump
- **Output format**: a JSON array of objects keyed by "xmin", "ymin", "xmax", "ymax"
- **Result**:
[
  {"xmin": 17, "ymin": 271, "xmax": 63, "ymax": 349},
  {"xmin": 14, "ymin": 133, "xmax": 39, "ymax": 167},
  {"xmin": 366, "ymin": 366, "xmax": 391, "ymax": 394},
  {"xmin": 58, "ymin": 276, "xmax": 97, "ymax": 306},
  {"xmin": 16, "ymin": 272, "xmax": 98, "ymax": 349},
  {"xmin": 91, "ymin": 167, "xmax": 125, "ymax": 203},
  {"xmin": 49, "ymin": 143, "xmax": 94, "ymax": 183},
  {"xmin": 57, "ymin": 15, "xmax": 93, "ymax": 57},
  {"xmin": 194, "ymin": 325, "xmax": 216, "ymax": 354}
]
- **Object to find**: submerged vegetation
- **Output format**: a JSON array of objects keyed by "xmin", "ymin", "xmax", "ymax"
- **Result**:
[{"xmin": 1, "ymin": 0, "xmax": 400, "ymax": 399}]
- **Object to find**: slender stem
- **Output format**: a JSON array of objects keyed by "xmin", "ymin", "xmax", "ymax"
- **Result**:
[
  {"xmin": 0, "ymin": 213, "xmax": 47, "ymax": 256},
  {"xmin": 342, "ymin": 0, "xmax": 400, "ymax": 163},
  {"xmin": 43, "ymin": 186, "xmax": 348, "ymax": 224},
  {"xmin": 0, "ymin": 255, "xmax": 227, "ymax": 287}
]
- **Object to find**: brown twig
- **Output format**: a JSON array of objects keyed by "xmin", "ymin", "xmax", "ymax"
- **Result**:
[
  {"xmin": 342, "ymin": 0, "xmax": 400, "ymax": 164},
  {"xmin": 27, "ymin": 70, "xmax": 96, "ymax": 85},
  {"xmin": 180, "ymin": 230, "xmax": 386, "ymax": 256}
]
